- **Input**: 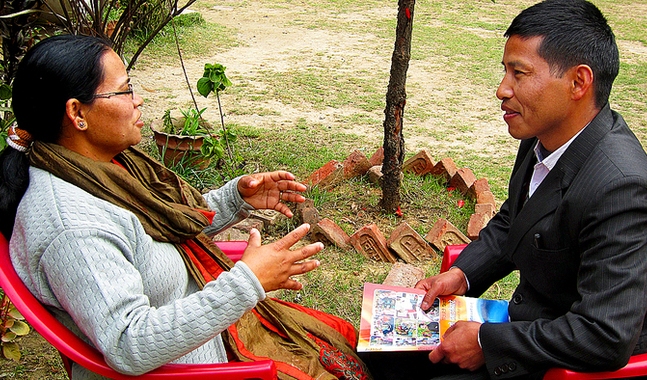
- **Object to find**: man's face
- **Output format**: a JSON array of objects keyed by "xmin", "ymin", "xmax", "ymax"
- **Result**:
[{"xmin": 496, "ymin": 35, "xmax": 574, "ymax": 150}]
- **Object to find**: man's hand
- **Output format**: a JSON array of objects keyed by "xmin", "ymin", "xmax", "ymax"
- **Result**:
[
  {"xmin": 241, "ymin": 224, "xmax": 323, "ymax": 292},
  {"xmin": 415, "ymin": 267, "xmax": 469, "ymax": 310},
  {"xmin": 429, "ymin": 321, "xmax": 485, "ymax": 371},
  {"xmin": 237, "ymin": 171, "xmax": 307, "ymax": 217}
]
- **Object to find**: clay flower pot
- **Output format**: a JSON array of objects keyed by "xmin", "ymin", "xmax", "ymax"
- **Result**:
[{"xmin": 150, "ymin": 117, "xmax": 216, "ymax": 170}]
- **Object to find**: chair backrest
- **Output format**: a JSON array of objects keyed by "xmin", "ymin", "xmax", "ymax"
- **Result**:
[{"xmin": 0, "ymin": 233, "xmax": 275, "ymax": 379}]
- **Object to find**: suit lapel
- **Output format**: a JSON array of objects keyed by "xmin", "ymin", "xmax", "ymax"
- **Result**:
[
  {"xmin": 508, "ymin": 139, "xmax": 536, "ymax": 218},
  {"xmin": 503, "ymin": 104, "xmax": 615, "ymax": 257}
]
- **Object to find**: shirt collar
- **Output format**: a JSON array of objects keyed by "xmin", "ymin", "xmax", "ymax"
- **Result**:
[{"xmin": 533, "ymin": 125, "xmax": 588, "ymax": 171}]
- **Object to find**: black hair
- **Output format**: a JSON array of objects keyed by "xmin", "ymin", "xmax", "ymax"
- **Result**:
[
  {"xmin": 0, "ymin": 34, "xmax": 112, "ymax": 238},
  {"xmin": 505, "ymin": 0, "xmax": 619, "ymax": 109}
]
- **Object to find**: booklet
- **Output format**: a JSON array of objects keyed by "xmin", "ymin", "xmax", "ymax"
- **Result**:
[{"xmin": 357, "ymin": 282, "xmax": 509, "ymax": 352}]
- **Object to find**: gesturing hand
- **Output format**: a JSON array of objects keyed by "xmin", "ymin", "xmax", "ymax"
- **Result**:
[
  {"xmin": 237, "ymin": 171, "xmax": 307, "ymax": 217},
  {"xmin": 241, "ymin": 224, "xmax": 323, "ymax": 292}
]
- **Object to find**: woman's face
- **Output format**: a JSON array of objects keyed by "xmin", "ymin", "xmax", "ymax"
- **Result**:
[{"xmin": 82, "ymin": 49, "xmax": 144, "ymax": 161}]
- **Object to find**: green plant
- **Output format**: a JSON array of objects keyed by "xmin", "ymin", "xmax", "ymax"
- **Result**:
[
  {"xmin": 0, "ymin": 71, "xmax": 13, "ymax": 153},
  {"xmin": 159, "ymin": 107, "xmax": 237, "ymax": 162},
  {"xmin": 0, "ymin": 294, "xmax": 29, "ymax": 361},
  {"xmin": 0, "ymin": 0, "xmax": 43, "ymax": 87},
  {"xmin": 178, "ymin": 107, "xmax": 208, "ymax": 135},
  {"xmin": 44, "ymin": 0, "xmax": 198, "ymax": 69},
  {"xmin": 201, "ymin": 130, "xmax": 237, "ymax": 161},
  {"xmin": 197, "ymin": 63, "xmax": 232, "ymax": 97},
  {"xmin": 124, "ymin": 0, "xmax": 173, "ymax": 43},
  {"xmin": 196, "ymin": 63, "xmax": 234, "ymax": 160}
]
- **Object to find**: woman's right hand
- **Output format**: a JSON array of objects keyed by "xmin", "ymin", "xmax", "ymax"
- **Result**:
[{"xmin": 241, "ymin": 224, "xmax": 323, "ymax": 292}]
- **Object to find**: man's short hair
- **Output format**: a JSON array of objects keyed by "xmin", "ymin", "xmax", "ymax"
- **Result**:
[{"xmin": 505, "ymin": 0, "xmax": 619, "ymax": 109}]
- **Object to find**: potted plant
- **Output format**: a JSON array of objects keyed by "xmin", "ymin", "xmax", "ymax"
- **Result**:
[
  {"xmin": 150, "ymin": 63, "xmax": 236, "ymax": 170},
  {"xmin": 151, "ymin": 108, "xmax": 216, "ymax": 169}
]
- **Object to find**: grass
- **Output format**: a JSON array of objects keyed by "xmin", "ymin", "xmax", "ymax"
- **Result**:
[
  {"xmin": 124, "ymin": 11, "xmax": 239, "ymax": 65},
  {"xmin": 134, "ymin": 0, "xmax": 643, "ymax": 330}
]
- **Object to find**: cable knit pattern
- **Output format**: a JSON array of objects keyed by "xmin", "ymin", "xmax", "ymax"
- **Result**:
[{"xmin": 10, "ymin": 167, "xmax": 265, "ymax": 379}]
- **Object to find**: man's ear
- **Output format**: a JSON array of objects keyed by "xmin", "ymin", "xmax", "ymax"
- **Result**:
[
  {"xmin": 571, "ymin": 64, "xmax": 594, "ymax": 102},
  {"xmin": 65, "ymin": 98, "xmax": 88, "ymax": 131}
]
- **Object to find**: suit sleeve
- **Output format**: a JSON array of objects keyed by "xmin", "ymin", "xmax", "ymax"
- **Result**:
[
  {"xmin": 454, "ymin": 198, "xmax": 517, "ymax": 296},
  {"xmin": 453, "ymin": 139, "xmax": 534, "ymax": 296},
  {"xmin": 479, "ymin": 176, "xmax": 647, "ymax": 377}
]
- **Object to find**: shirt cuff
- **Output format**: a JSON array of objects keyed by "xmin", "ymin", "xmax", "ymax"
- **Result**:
[{"xmin": 450, "ymin": 265, "xmax": 471, "ymax": 291}]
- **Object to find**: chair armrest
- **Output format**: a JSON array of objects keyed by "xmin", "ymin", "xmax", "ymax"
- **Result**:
[
  {"xmin": 543, "ymin": 353, "xmax": 647, "ymax": 380},
  {"xmin": 440, "ymin": 244, "xmax": 468, "ymax": 273},
  {"xmin": 214, "ymin": 241, "xmax": 248, "ymax": 263}
]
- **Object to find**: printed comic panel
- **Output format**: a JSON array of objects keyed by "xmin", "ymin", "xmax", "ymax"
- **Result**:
[
  {"xmin": 370, "ymin": 314, "xmax": 395, "ymax": 347},
  {"xmin": 416, "ymin": 321, "xmax": 440, "ymax": 346}
]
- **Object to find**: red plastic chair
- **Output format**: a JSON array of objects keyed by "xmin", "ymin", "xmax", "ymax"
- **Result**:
[
  {"xmin": 441, "ymin": 244, "xmax": 647, "ymax": 380},
  {"xmin": 0, "ymin": 232, "xmax": 277, "ymax": 379}
]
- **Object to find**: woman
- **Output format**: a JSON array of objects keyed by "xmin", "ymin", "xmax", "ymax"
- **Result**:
[{"xmin": 0, "ymin": 35, "xmax": 371, "ymax": 380}]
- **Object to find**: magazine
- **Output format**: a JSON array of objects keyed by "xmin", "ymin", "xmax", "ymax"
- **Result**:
[{"xmin": 357, "ymin": 282, "xmax": 509, "ymax": 352}]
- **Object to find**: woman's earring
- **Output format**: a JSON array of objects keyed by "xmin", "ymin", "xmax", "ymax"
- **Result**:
[{"xmin": 78, "ymin": 121, "xmax": 86, "ymax": 130}]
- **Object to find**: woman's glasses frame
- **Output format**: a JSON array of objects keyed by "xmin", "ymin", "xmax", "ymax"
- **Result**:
[{"xmin": 93, "ymin": 83, "xmax": 134, "ymax": 99}]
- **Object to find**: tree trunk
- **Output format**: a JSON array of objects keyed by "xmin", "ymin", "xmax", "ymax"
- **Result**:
[{"xmin": 380, "ymin": 0, "xmax": 415, "ymax": 213}]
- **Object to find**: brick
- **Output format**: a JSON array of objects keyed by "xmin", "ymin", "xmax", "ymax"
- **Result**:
[
  {"xmin": 449, "ymin": 168, "xmax": 477, "ymax": 195},
  {"xmin": 303, "ymin": 160, "xmax": 342, "ymax": 187},
  {"xmin": 476, "ymin": 190, "xmax": 496, "ymax": 206},
  {"xmin": 367, "ymin": 165, "xmax": 403, "ymax": 187},
  {"xmin": 250, "ymin": 209, "xmax": 285, "ymax": 226},
  {"xmin": 369, "ymin": 146, "xmax": 384, "ymax": 166},
  {"xmin": 425, "ymin": 218, "xmax": 471, "ymax": 252},
  {"xmin": 350, "ymin": 223, "xmax": 398, "ymax": 263},
  {"xmin": 382, "ymin": 263, "xmax": 426, "ymax": 288},
  {"xmin": 429, "ymin": 157, "xmax": 458, "ymax": 182},
  {"xmin": 475, "ymin": 203, "xmax": 497, "ymax": 218},
  {"xmin": 296, "ymin": 198, "xmax": 320, "ymax": 226},
  {"xmin": 232, "ymin": 218, "xmax": 264, "ymax": 233},
  {"xmin": 387, "ymin": 222, "xmax": 436, "ymax": 263},
  {"xmin": 319, "ymin": 167, "xmax": 344, "ymax": 189},
  {"xmin": 468, "ymin": 178, "xmax": 491, "ymax": 200},
  {"xmin": 212, "ymin": 226, "xmax": 250, "ymax": 242},
  {"xmin": 367, "ymin": 165, "xmax": 383, "ymax": 186},
  {"xmin": 403, "ymin": 148, "xmax": 435, "ymax": 176},
  {"xmin": 467, "ymin": 213, "xmax": 491, "ymax": 240},
  {"xmin": 342, "ymin": 150, "xmax": 373, "ymax": 179},
  {"xmin": 311, "ymin": 218, "xmax": 351, "ymax": 250}
]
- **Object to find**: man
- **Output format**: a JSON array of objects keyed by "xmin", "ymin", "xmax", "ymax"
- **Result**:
[{"xmin": 416, "ymin": 0, "xmax": 647, "ymax": 378}]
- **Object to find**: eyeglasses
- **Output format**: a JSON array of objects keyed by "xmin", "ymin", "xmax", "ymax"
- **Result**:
[{"xmin": 93, "ymin": 83, "xmax": 134, "ymax": 99}]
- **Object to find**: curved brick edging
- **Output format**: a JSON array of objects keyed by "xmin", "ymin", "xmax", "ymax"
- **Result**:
[{"xmin": 299, "ymin": 147, "xmax": 499, "ymax": 264}]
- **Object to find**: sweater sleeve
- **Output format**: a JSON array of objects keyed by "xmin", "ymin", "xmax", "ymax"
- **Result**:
[
  {"xmin": 39, "ymin": 227, "xmax": 265, "ymax": 376},
  {"xmin": 201, "ymin": 176, "xmax": 255, "ymax": 236}
]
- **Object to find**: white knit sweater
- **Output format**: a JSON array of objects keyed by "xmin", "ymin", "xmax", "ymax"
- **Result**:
[{"xmin": 10, "ymin": 167, "xmax": 266, "ymax": 379}]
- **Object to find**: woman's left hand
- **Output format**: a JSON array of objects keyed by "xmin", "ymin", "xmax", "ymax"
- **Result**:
[{"xmin": 237, "ymin": 171, "xmax": 307, "ymax": 217}]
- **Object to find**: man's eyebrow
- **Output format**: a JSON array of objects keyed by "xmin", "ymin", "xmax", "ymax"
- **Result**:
[{"xmin": 502, "ymin": 60, "xmax": 531, "ymax": 70}]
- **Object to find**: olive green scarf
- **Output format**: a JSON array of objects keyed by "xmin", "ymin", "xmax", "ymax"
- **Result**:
[{"xmin": 30, "ymin": 141, "xmax": 210, "ymax": 243}]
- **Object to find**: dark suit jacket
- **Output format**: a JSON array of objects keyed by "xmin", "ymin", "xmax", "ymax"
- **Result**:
[{"xmin": 454, "ymin": 104, "xmax": 647, "ymax": 379}]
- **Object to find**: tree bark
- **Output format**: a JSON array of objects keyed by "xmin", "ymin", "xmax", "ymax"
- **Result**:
[{"xmin": 380, "ymin": 0, "xmax": 415, "ymax": 213}]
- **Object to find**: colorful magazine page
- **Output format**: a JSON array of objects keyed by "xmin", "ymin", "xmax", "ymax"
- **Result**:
[{"xmin": 357, "ymin": 282, "xmax": 509, "ymax": 352}]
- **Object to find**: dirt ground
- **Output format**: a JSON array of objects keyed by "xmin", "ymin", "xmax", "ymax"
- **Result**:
[{"xmin": 132, "ymin": 1, "xmax": 518, "ymax": 161}]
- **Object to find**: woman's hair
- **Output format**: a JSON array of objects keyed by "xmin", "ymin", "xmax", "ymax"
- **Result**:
[{"xmin": 0, "ymin": 34, "xmax": 112, "ymax": 238}]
